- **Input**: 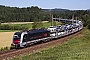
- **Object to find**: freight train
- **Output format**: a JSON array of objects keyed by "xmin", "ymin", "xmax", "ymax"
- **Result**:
[{"xmin": 11, "ymin": 20, "xmax": 83, "ymax": 49}]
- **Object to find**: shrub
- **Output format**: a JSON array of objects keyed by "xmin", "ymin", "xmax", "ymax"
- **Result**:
[
  {"xmin": 3, "ymin": 46, "xmax": 9, "ymax": 50},
  {"xmin": 0, "ymin": 47, "xmax": 4, "ymax": 51},
  {"xmin": 0, "ymin": 46, "xmax": 9, "ymax": 51},
  {"xmin": 0, "ymin": 24, "xmax": 29, "ymax": 30}
]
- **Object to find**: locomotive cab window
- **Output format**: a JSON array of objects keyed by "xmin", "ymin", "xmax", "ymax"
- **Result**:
[
  {"xmin": 23, "ymin": 34, "xmax": 28, "ymax": 42},
  {"xmin": 13, "ymin": 35, "xmax": 20, "ymax": 40}
]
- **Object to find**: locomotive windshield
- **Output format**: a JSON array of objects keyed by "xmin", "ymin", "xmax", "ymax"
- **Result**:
[{"xmin": 13, "ymin": 32, "xmax": 21, "ymax": 40}]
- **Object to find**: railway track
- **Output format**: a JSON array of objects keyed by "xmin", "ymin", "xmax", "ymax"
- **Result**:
[{"xmin": 0, "ymin": 29, "xmax": 83, "ymax": 60}]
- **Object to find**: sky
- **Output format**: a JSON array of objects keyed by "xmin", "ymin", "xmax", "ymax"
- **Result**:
[{"xmin": 0, "ymin": 0, "xmax": 90, "ymax": 10}]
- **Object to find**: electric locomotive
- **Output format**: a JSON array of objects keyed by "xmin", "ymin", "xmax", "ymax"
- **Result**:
[{"xmin": 11, "ymin": 29, "xmax": 51, "ymax": 48}]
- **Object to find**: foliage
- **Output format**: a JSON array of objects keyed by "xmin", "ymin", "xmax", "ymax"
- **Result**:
[
  {"xmin": 0, "ymin": 5, "xmax": 50, "ymax": 22},
  {"xmin": 0, "ymin": 24, "xmax": 29, "ymax": 30},
  {"xmin": 0, "ymin": 5, "xmax": 90, "ymax": 30},
  {"xmin": 0, "ymin": 22, "xmax": 61, "ymax": 30},
  {"xmin": 0, "ymin": 46, "xmax": 9, "ymax": 51},
  {"xmin": 32, "ymin": 18, "xmax": 43, "ymax": 29},
  {"xmin": 82, "ymin": 14, "xmax": 90, "ymax": 29},
  {"xmin": 0, "ymin": 30, "xmax": 18, "ymax": 32}
]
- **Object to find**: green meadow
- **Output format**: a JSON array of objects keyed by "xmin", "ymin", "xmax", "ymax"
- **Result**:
[{"xmin": 0, "ymin": 21, "xmax": 61, "ymax": 31}]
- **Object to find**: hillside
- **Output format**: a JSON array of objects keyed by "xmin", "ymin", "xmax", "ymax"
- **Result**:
[
  {"xmin": 0, "ymin": 5, "xmax": 90, "ymax": 30},
  {"xmin": 12, "ymin": 28, "xmax": 90, "ymax": 60},
  {"xmin": 43, "ymin": 8, "xmax": 70, "ymax": 12},
  {"xmin": 0, "ymin": 5, "xmax": 49, "ymax": 22}
]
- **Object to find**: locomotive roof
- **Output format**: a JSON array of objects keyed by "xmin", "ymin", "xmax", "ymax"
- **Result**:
[
  {"xmin": 14, "ymin": 29, "xmax": 49, "ymax": 35},
  {"xmin": 14, "ymin": 32, "xmax": 21, "ymax": 35},
  {"xmin": 27, "ymin": 29, "xmax": 49, "ymax": 34}
]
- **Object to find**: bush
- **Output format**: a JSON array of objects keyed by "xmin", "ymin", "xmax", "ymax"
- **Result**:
[
  {"xmin": 0, "ymin": 24, "xmax": 10, "ymax": 30},
  {"xmin": 0, "ymin": 47, "xmax": 4, "ymax": 51},
  {"xmin": 0, "ymin": 46, "xmax": 9, "ymax": 51},
  {"xmin": 4, "ymin": 46, "xmax": 9, "ymax": 50},
  {"xmin": 0, "ymin": 24, "xmax": 29, "ymax": 30}
]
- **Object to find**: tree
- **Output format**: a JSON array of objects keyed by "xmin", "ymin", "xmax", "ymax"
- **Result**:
[
  {"xmin": 82, "ymin": 14, "xmax": 90, "ymax": 29},
  {"xmin": 32, "ymin": 18, "xmax": 43, "ymax": 29},
  {"xmin": 82, "ymin": 14, "xmax": 90, "ymax": 26}
]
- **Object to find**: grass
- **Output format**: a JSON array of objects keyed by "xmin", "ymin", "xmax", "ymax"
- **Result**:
[
  {"xmin": 12, "ymin": 28, "xmax": 90, "ymax": 60},
  {"xmin": 8, "ymin": 23, "xmax": 33, "ymax": 29},
  {"xmin": 0, "ymin": 46, "xmax": 9, "ymax": 51},
  {"xmin": 0, "ymin": 30, "xmax": 19, "ymax": 32},
  {"xmin": 0, "ymin": 21, "xmax": 61, "ymax": 32},
  {"xmin": 8, "ymin": 21, "xmax": 61, "ymax": 28}
]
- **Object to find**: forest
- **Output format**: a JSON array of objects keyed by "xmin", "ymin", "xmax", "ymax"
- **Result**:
[{"xmin": 0, "ymin": 5, "xmax": 90, "ymax": 29}]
